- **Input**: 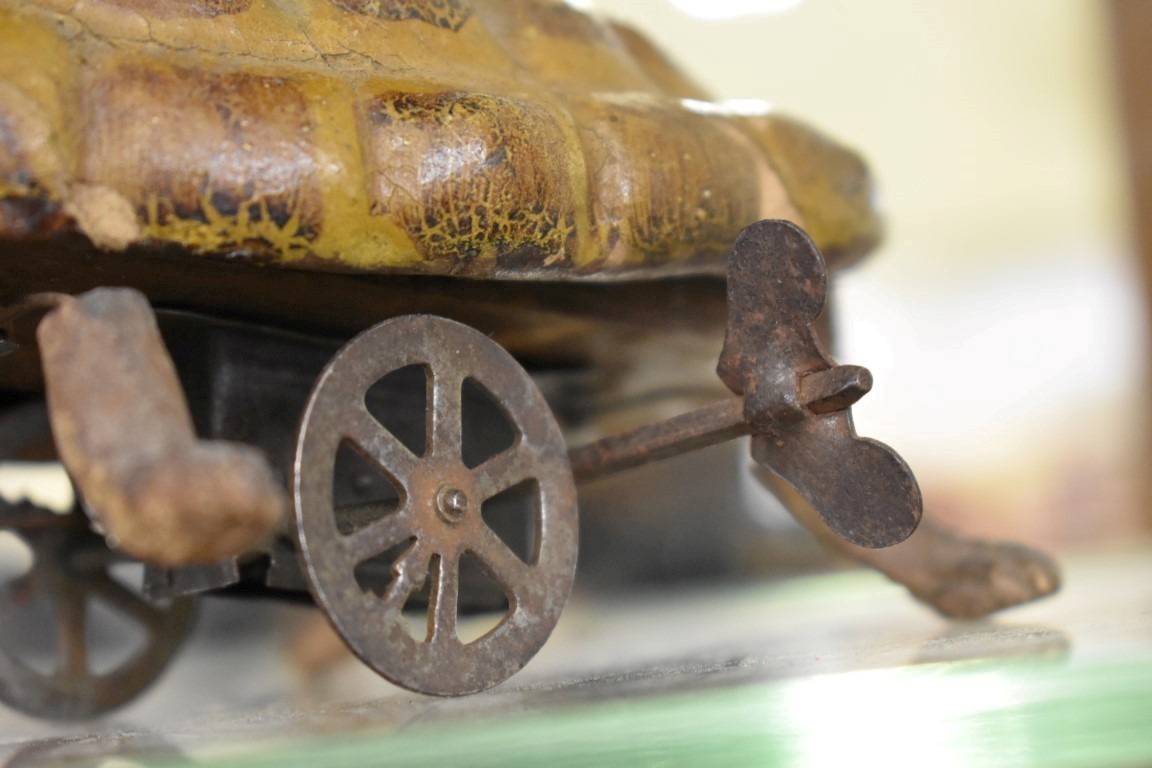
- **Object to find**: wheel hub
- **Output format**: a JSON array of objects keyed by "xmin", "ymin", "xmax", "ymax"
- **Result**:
[{"xmin": 435, "ymin": 486, "xmax": 469, "ymax": 525}]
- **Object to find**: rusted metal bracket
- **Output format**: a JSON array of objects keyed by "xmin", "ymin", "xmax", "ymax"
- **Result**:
[{"xmin": 569, "ymin": 220, "xmax": 922, "ymax": 549}]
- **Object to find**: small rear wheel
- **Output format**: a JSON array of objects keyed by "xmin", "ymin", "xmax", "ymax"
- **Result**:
[
  {"xmin": 293, "ymin": 315, "xmax": 578, "ymax": 696},
  {"xmin": 0, "ymin": 402, "xmax": 194, "ymax": 719}
]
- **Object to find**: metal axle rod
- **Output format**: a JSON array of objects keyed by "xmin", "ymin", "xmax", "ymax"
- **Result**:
[{"xmin": 569, "ymin": 365, "xmax": 872, "ymax": 483}]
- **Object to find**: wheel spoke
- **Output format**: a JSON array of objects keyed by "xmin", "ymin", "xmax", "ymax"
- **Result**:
[
  {"xmin": 472, "ymin": 442, "xmax": 540, "ymax": 501},
  {"xmin": 343, "ymin": 402, "xmax": 420, "ymax": 479},
  {"xmin": 338, "ymin": 501, "xmax": 404, "ymax": 535},
  {"xmin": 428, "ymin": 554, "xmax": 459, "ymax": 645},
  {"xmin": 87, "ymin": 574, "xmax": 165, "ymax": 634},
  {"xmin": 381, "ymin": 543, "xmax": 430, "ymax": 613},
  {"xmin": 469, "ymin": 524, "xmax": 532, "ymax": 594},
  {"xmin": 56, "ymin": 587, "xmax": 88, "ymax": 679},
  {"xmin": 343, "ymin": 511, "xmax": 414, "ymax": 564},
  {"xmin": 429, "ymin": 364, "xmax": 463, "ymax": 460}
]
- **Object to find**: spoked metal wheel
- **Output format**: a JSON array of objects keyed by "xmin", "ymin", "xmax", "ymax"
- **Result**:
[
  {"xmin": 0, "ymin": 402, "xmax": 195, "ymax": 719},
  {"xmin": 294, "ymin": 315, "xmax": 578, "ymax": 696}
]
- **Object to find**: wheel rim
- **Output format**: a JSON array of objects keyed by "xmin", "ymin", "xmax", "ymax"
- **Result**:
[
  {"xmin": 0, "ymin": 402, "xmax": 195, "ymax": 720},
  {"xmin": 294, "ymin": 316, "xmax": 578, "ymax": 696}
]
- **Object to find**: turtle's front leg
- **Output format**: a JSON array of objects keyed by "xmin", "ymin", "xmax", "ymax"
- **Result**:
[{"xmin": 32, "ymin": 288, "xmax": 285, "ymax": 566}]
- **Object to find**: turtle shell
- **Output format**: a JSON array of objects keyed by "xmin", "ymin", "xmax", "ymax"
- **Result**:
[{"xmin": 0, "ymin": 0, "xmax": 879, "ymax": 281}]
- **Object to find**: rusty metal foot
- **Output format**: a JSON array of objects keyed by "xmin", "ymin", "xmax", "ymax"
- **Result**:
[
  {"xmin": 756, "ymin": 467, "xmax": 1060, "ymax": 618},
  {"xmin": 35, "ymin": 288, "xmax": 286, "ymax": 566},
  {"xmin": 571, "ymin": 218, "xmax": 1059, "ymax": 617},
  {"xmin": 571, "ymin": 221, "xmax": 921, "ymax": 550},
  {"xmin": 886, "ymin": 524, "xmax": 1061, "ymax": 620}
]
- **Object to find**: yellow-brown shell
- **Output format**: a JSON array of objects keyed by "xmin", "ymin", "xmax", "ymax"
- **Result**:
[{"xmin": 0, "ymin": 0, "xmax": 880, "ymax": 280}]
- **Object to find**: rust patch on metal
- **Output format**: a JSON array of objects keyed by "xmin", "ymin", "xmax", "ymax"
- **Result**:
[{"xmin": 35, "ymin": 288, "xmax": 287, "ymax": 566}]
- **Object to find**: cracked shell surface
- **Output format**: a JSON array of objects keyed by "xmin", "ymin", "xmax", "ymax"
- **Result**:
[{"xmin": 0, "ymin": 0, "xmax": 880, "ymax": 281}]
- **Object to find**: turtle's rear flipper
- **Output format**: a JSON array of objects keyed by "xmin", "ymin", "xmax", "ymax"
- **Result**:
[
  {"xmin": 35, "ymin": 288, "xmax": 285, "ymax": 566},
  {"xmin": 756, "ymin": 466, "xmax": 1060, "ymax": 618}
]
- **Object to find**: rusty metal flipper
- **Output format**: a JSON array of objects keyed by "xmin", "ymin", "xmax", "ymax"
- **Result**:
[{"xmin": 717, "ymin": 220, "xmax": 922, "ymax": 549}]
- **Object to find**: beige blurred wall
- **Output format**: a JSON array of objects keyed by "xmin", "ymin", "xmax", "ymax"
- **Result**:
[
  {"xmin": 595, "ymin": 0, "xmax": 1145, "ymax": 547},
  {"xmin": 600, "ymin": 0, "xmax": 1126, "ymax": 274}
]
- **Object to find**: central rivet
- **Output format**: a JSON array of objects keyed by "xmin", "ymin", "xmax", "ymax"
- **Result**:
[{"xmin": 435, "ymin": 486, "xmax": 469, "ymax": 524}]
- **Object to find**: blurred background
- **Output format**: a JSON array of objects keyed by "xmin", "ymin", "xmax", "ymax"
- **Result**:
[{"xmin": 596, "ymin": 0, "xmax": 1147, "ymax": 554}]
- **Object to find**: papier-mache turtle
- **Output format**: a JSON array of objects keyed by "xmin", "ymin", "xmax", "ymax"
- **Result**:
[{"xmin": 0, "ymin": 0, "xmax": 1057, "ymax": 717}]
